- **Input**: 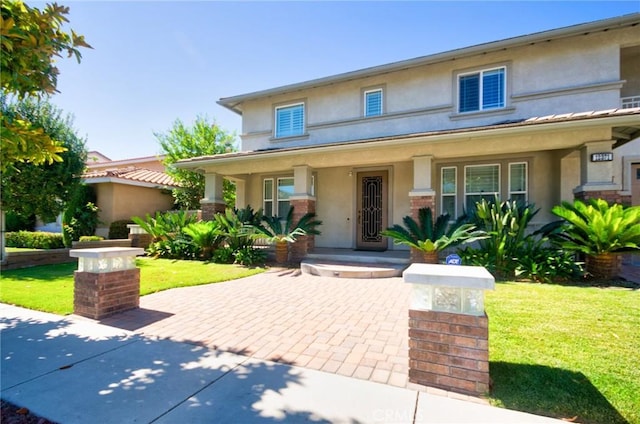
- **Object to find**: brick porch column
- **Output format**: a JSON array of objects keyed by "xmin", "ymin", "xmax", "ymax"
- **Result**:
[
  {"xmin": 573, "ymin": 140, "xmax": 622, "ymax": 204},
  {"xmin": 409, "ymin": 193, "xmax": 436, "ymax": 263},
  {"xmin": 289, "ymin": 198, "xmax": 316, "ymax": 262},
  {"xmin": 200, "ymin": 201, "xmax": 226, "ymax": 220},
  {"xmin": 70, "ymin": 247, "xmax": 144, "ymax": 320},
  {"xmin": 201, "ymin": 172, "xmax": 227, "ymax": 220},
  {"xmin": 404, "ymin": 263, "xmax": 495, "ymax": 397}
]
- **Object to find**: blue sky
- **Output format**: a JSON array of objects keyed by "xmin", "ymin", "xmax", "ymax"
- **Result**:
[{"xmin": 41, "ymin": 1, "xmax": 639, "ymax": 160}]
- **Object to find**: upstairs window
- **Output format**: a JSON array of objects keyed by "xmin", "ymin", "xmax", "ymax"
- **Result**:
[
  {"xmin": 275, "ymin": 103, "xmax": 304, "ymax": 138},
  {"xmin": 458, "ymin": 67, "xmax": 505, "ymax": 113},
  {"xmin": 364, "ymin": 89, "xmax": 383, "ymax": 117}
]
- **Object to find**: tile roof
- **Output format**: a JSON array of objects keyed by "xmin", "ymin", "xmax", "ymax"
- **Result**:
[{"xmin": 82, "ymin": 167, "xmax": 179, "ymax": 188}]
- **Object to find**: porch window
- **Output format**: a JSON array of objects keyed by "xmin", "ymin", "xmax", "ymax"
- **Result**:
[
  {"xmin": 364, "ymin": 89, "xmax": 383, "ymax": 117},
  {"xmin": 458, "ymin": 67, "xmax": 505, "ymax": 113},
  {"xmin": 263, "ymin": 179, "xmax": 274, "ymax": 216},
  {"xmin": 441, "ymin": 167, "xmax": 457, "ymax": 217},
  {"xmin": 277, "ymin": 177, "xmax": 294, "ymax": 217},
  {"xmin": 509, "ymin": 162, "xmax": 528, "ymax": 204},
  {"xmin": 275, "ymin": 103, "xmax": 304, "ymax": 138},
  {"xmin": 465, "ymin": 164, "xmax": 500, "ymax": 211}
]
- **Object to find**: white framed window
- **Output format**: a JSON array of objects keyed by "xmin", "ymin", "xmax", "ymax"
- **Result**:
[
  {"xmin": 441, "ymin": 167, "xmax": 457, "ymax": 217},
  {"xmin": 509, "ymin": 162, "xmax": 528, "ymax": 204},
  {"xmin": 364, "ymin": 89, "xmax": 383, "ymax": 117},
  {"xmin": 465, "ymin": 164, "xmax": 500, "ymax": 212},
  {"xmin": 275, "ymin": 103, "xmax": 304, "ymax": 138},
  {"xmin": 263, "ymin": 178, "xmax": 274, "ymax": 216},
  {"xmin": 458, "ymin": 67, "xmax": 506, "ymax": 113},
  {"xmin": 277, "ymin": 177, "xmax": 294, "ymax": 217}
]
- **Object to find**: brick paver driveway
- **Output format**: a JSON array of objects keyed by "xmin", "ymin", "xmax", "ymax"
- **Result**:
[{"xmin": 102, "ymin": 268, "xmax": 412, "ymax": 388}]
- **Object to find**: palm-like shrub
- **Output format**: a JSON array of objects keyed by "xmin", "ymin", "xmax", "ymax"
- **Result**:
[
  {"xmin": 182, "ymin": 221, "xmax": 224, "ymax": 260},
  {"xmin": 132, "ymin": 211, "xmax": 199, "ymax": 259},
  {"xmin": 550, "ymin": 199, "xmax": 640, "ymax": 279},
  {"xmin": 381, "ymin": 207, "xmax": 485, "ymax": 263},
  {"xmin": 254, "ymin": 206, "xmax": 322, "ymax": 264}
]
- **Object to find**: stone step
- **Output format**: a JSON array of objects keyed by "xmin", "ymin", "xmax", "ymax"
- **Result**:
[{"xmin": 300, "ymin": 260, "xmax": 408, "ymax": 279}]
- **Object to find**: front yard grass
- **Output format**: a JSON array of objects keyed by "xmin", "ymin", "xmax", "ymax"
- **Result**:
[
  {"xmin": 486, "ymin": 282, "xmax": 639, "ymax": 424},
  {"xmin": 0, "ymin": 257, "xmax": 265, "ymax": 315}
]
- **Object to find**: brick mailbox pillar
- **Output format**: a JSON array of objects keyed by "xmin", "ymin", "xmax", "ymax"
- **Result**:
[
  {"xmin": 403, "ymin": 263, "xmax": 495, "ymax": 396},
  {"xmin": 127, "ymin": 224, "xmax": 152, "ymax": 249},
  {"xmin": 70, "ymin": 247, "xmax": 144, "ymax": 320}
]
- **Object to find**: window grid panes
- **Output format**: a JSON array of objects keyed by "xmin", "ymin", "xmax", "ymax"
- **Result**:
[
  {"xmin": 364, "ymin": 89, "xmax": 383, "ymax": 117},
  {"xmin": 458, "ymin": 67, "xmax": 505, "ymax": 113},
  {"xmin": 509, "ymin": 162, "xmax": 527, "ymax": 204},
  {"xmin": 275, "ymin": 103, "xmax": 304, "ymax": 138},
  {"xmin": 465, "ymin": 164, "xmax": 500, "ymax": 211},
  {"xmin": 263, "ymin": 179, "xmax": 273, "ymax": 217},
  {"xmin": 441, "ymin": 167, "xmax": 457, "ymax": 217},
  {"xmin": 277, "ymin": 177, "xmax": 294, "ymax": 218}
]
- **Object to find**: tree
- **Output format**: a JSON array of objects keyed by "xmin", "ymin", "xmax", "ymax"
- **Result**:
[
  {"xmin": 156, "ymin": 117, "xmax": 237, "ymax": 209},
  {"xmin": 1, "ymin": 96, "xmax": 87, "ymax": 222},
  {"xmin": 0, "ymin": 0, "xmax": 91, "ymax": 171}
]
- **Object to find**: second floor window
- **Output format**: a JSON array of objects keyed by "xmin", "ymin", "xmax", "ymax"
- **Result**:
[
  {"xmin": 364, "ymin": 89, "xmax": 383, "ymax": 117},
  {"xmin": 275, "ymin": 103, "xmax": 304, "ymax": 138},
  {"xmin": 458, "ymin": 67, "xmax": 505, "ymax": 113}
]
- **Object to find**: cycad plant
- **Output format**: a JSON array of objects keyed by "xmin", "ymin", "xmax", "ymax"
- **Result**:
[
  {"xmin": 182, "ymin": 220, "xmax": 224, "ymax": 260},
  {"xmin": 550, "ymin": 199, "xmax": 640, "ymax": 280},
  {"xmin": 254, "ymin": 206, "xmax": 322, "ymax": 264},
  {"xmin": 381, "ymin": 207, "xmax": 485, "ymax": 263}
]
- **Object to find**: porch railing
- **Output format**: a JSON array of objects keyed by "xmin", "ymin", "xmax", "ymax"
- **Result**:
[{"xmin": 621, "ymin": 95, "xmax": 640, "ymax": 109}]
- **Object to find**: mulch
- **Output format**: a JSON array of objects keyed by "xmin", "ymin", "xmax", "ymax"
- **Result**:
[{"xmin": 1, "ymin": 400, "xmax": 57, "ymax": 424}]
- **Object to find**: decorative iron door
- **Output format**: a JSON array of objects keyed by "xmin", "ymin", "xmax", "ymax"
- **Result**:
[{"xmin": 356, "ymin": 171, "xmax": 388, "ymax": 251}]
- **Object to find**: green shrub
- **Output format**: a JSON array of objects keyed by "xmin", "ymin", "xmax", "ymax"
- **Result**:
[
  {"xmin": 78, "ymin": 235, "xmax": 104, "ymax": 242},
  {"xmin": 233, "ymin": 246, "xmax": 267, "ymax": 266},
  {"xmin": 108, "ymin": 219, "xmax": 134, "ymax": 239},
  {"xmin": 6, "ymin": 231, "xmax": 65, "ymax": 249},
  {"xmin": 5, "ymin": 211, "xmax": 35, "ymax": 232},
  {"xmin": 212, "ymin": 246, "xmax": 234, "ymax": 264}
]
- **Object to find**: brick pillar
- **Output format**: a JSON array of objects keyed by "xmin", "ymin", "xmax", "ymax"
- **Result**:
[
  {"xmin": 574, "ymin": 190, "xmax": 626, "ymax": 205},
  {"xmin": 200, "ymin": 201, "xmax": 226, "ymax": 221},
  {"xmin": 289, "ymin": 198, "xmax": 316, "ymax": 262},
  {"xmin": 129, "ymin": 233, "xmax": 152, "ymax": 249},
  {"xmin": 74, "ymin": 268, "xmax": 140, "ymax": 319},
  {"xmin": 408, "ymin": 310, "xmax": 490, "ymax": 396},
  {"xmin": 409, "ymin": 195, "xmax": 435, "ymax": 263}
]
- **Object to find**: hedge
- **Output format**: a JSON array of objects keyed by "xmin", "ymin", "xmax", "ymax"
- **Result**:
[
  {"xmin": 6, "ymin": 231, "xmax": 65, "ymax": 249},
  {"xmin": 108, "ymin": 219, "xmax": 134, "ymax": 239}
]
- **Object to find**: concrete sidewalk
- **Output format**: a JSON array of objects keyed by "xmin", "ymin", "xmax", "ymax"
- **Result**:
[{"xmin": 0, "ymin": 304, "xmax": 562, "ymax": 424}]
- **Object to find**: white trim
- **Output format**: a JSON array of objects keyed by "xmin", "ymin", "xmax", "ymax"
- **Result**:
[
  {"xmin": 457, "ymin": 66, "xmax": 507, "ymax": 113},
  {"xmin": 508, "ymin": 162, "xmax": 528, "ymax": 202},
  {"xmin": 464, "ymin": 163, "xmax": 501, "ymax": 209},
  {"xmin": 274, "ymin": 102, "xmax": 305, "ymax": 139},
  {"xmin": 441, "ymin": 166, "xmax": 457, "ymax": 217},
  {"xmin": 263, "ymin": 178, "xmax": 274, "ymax": 216},
  {"xmin": 364, "ymin": 88, "xmax": 384, "ymax": 117},
  {"xmin": 86, "ymin": 155, "xmax": 166, "ymax": 169}
]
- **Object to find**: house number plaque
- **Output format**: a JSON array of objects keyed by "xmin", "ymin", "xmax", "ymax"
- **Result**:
[{"xmin": 590, "ymin": 152, "xmax": 613, "ymax": 162}]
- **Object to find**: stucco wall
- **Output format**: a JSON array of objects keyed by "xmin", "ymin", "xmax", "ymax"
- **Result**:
[
  {"xmin": 94, "ymin": 183, "xmax": 174, "ymax": 237},
  {"xmin": 238, "ymin": 26, "xmax": 638, "ymax": 152}
]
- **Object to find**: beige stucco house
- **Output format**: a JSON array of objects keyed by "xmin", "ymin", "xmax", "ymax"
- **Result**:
[
  {"xmin": 177, "ymin": 14, "xmax": 640, "ymax": 260},
  {"xmin": 83, "ymin": 153, "xmax": 178, "ymax": 237}
]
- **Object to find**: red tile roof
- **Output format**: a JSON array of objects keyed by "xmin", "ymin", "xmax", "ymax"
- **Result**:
[{"xmin": 82, "ymin": 166, "xmax": 179, "ymax": 188}]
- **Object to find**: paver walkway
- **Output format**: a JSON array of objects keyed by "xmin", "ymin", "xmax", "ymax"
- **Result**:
[{"xmin": 102, "ymin": 269, "xmax": 414, "ymax": 389}]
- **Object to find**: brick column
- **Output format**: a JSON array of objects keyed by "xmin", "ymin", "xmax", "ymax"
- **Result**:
[
  {"xmin": 70, "ymin": 247, "xmax": 144, "ymax": 320},
  {"xmin": 74, "ymin": 269, "xmax": 140, "ymax": 319},
  {"xmin": 200, "ymin": 201, "xmax": 226, "ymax": 221},
  {"xmin": 289, "ymin": 198, "xmax": 316, "ymax": 262},
  {"xmin": 574, "ymin": 190, "xmax": 626, "ymax": 205},
  {"xmin": 409, "ymin": 194, "xmax": 435, "ymax": 263},
  {"xmin": 409, "ymin": 310, "xmax": 489, "ymax": 395},
  {"xmin": 404, "ymin": 263, "xmax": 494, "ymax": 397}
]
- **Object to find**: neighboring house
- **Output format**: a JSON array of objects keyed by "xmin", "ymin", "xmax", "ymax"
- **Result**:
[
  {"xmin": 177, "ymin": 14, "xmax": 640, "ymax": 259},
  {"xmin": 83, "ymin": 153, "xmax": 178, "ymax": 238}
]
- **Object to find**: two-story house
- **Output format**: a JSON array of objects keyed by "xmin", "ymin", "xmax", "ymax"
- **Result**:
[{"xmin": 177, "ymin": 14, "xmax": 640, "ymax": 260}]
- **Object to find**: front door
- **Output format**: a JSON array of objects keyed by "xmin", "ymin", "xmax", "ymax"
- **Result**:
[{"xmin": 356, "ymin": 171, "xmax": 388, "ymax": 251}]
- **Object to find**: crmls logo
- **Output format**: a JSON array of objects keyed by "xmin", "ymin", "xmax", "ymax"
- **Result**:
[{"xmin": 372, "ymin": 408, "xmax": 424, "ymax": 422}]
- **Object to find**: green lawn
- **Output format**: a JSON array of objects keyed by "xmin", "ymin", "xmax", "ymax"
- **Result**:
[
  {"xmin": 0, "ymin": 257, "xmax": 265, "ymax": 315},
  {"xmin": 486, "ymin": 282, "xmax": 639, "ymax": 424}
]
